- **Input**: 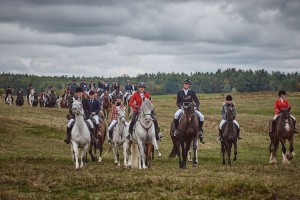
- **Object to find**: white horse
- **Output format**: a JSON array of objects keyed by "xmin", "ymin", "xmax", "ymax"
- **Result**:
[
  {"xmin": 70, "ymin": 98, "xmax": 91, "ymax": 169},
  {"xmin": 28, "ymin": 89, "xmax": 35, "ymax": 107},
  {"xmin": 5, "ymin": 94, "xmax": 12, "ymax": 105},
  {"xmin": 110, "ymin": 109, "xmax": 128, "ymax": 166},
  {"xmin": 126, "ymin": 98, "xmax": 161, "ymax": 169}
]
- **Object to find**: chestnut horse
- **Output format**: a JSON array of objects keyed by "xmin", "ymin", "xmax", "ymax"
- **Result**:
[
  {"xmin": 269, "ymin": 108, "xmax": 295, "ymax": 164},
  {"xmin": 102, "ymin": 91, "xmax": 111, "ymax": 120},
  {"xmin": 169, "ymin": 102, "xmax": 199, "ymax": 169},
  {"xmin": 89, "ymin": 118, "xmax": 107, "ymax": 163},
  {"xmin": 221, "ymin": 106, "xmax": 238, "ymax": 165}
]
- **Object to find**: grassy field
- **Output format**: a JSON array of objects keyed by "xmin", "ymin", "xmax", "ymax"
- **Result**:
[{"xmin": 0, "ymin": 92, "xmax": 300, "ymax": 200}]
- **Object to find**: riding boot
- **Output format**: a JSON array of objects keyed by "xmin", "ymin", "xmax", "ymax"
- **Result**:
[
  {"xmin": 126, "ymin": 120, "xmax": 135, "ymax": 140},
  {"xmin": 269, "ymin": 119, "xmax": 276, "ymax": 134},
  {"xmin": 108, "ymin": 128, "xmax": 113, "ymax": 143},
  {"xmin": 64, "ymin": 127, "xmax": 72, "ymax": 144},
  {"xmin": 173, "ymin": 118, "xmax": 179, "ymax": 137},
  {"xmin": 198, "ymin": 121, "xmax": 205, "ymax": 144},
  {"xmin": 90, "ymin": 127, "xmax": 97, "ymax": 145},
  {"xmin": 154, "ymin": 120, "xmax": 164, "ymax": 141}
]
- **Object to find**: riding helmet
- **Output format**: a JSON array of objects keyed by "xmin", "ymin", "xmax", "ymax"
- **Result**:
[
  {"xmin": 75, "ymin": 87, "xmax": 84, "ymax": 93},
  {"xmin": 89, "ymin": 90, "xmax": 95, "ymax": 95},
  {"xmin": 278, "ymin": 90, "xmax": 286, "ymax": 96},
  {"xmin": 226, "ymin": 95, "xmax": 233, "ymax": 101},
  {"xmin": 182, "ymin": 79, "xmax": 191, "ymax": 85},
  {"xmin": 138, "ymin": 82, "xmax": 146, "ymax": 88}
]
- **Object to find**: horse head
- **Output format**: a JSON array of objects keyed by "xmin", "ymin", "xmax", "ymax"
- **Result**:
[
  {"xmin": 225, "ymin": 106, "xmax": 235, "ymax": 120},
  {"xmin": 279, "ymin": 108, "xmax": 292, "ymax": 132},
  {"xmin": 140, "ymin": 98, "xmax": 154, "ymax": 124},
  {"xmin": 71, "ymin": 97, "xmax": 84, "ymax": 116},
  {"xmin": 118, "ymin": 108, "xmax": 126, "ymax": 124},
  {"xmin": 182, "ymin": 101, "xmax": 194, "ymax": 122}
]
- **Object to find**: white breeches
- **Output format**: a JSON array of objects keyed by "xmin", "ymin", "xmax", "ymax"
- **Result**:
[
  {"xmin": 219, "ymin": 119, "xmax": 240, "ymax": 130},
  {"xmin": 108, "ymin": 119, "xmax": 117, "ymax": 130},
  {"xmin": 174, "ymin": 108, "xmax": 204, "ymax": 121},
  {"xmin": 67, "ymin": 118, "xmax": 94, "ymax": 128},
  {"xmin": 92, "ymin": 115, "xmax": 99, "ymax": 124}
]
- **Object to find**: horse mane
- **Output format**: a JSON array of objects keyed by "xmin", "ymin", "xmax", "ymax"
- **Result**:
[{"xmin": 141, "ymin": 98, "xmax": 154, "ymax": 111}]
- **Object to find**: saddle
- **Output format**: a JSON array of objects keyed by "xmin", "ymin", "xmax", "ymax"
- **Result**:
[{"xmin": 221, "ymin": 122, "xmax": 238, "ymax": 134}]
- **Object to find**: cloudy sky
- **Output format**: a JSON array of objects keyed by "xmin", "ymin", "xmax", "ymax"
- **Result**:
[{"xmin": 0, "ymin": 0, "xmax": 299, "ymax": 77}]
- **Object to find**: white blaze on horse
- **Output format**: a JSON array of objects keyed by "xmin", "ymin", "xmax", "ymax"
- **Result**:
[
  {"xmin": 126, "ymin": 98, "xmax": 161, "ymax": 169},
  {"xmin": 110, "ymin": 109, "xmax": 128, "ymax": 166},
  {"xmin": 70, "ymin": 98, "xmax": 91, "ymax": 169},
  {"xmin": 5, "ymin": 94, "xmax": 12, "ymax": 105}
]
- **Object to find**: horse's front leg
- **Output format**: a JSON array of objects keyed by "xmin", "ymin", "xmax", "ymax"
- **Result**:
[
  {"xmin": 126, "ymin": 141, "xmax": 132, "ymax": 168},
  {"xmin": 281, "ymin": 139, "xmax": 290, "ymax": 164},
  {"xmin": 227, "ymin": 142, "xmax": 232, "ymax": 165},
  {"xmin": 183, "ymin": 141, "xmax": 192, "ymax": 168},
  {"xmin": 89, "ymin": 144, "xmax": 96, "ymax": 162},
  {"xmin": 152, "ymin": 136, "xmax": 161, "ymax": 158},
  {"xmin": 221, "ymin": 141, "xmax": 225, "ymax": 165},
  {"xmin": 233, "ymin": 141, "xmax": 237, "ymax": 161},
  {"xmin": 137, "ymin": 140, "xmax": 147, "ymax": 169},
  {"xmin": 287, "ymin": 138, "xmax": 295, "ymax": 161},
  {"xmin": 192, "ymin": 138, "xmax": 198, "ymax": 167},
  {"xmin": 72, "ymin": 144, "xmax": 80, "ymax": 169},
  {"xmin": 82, "ymin": 144, "xmax": 90, "ymax": 168},
  {"xmin": 123, "ymin": 141, "xmax": 128, "ymax": 167}
]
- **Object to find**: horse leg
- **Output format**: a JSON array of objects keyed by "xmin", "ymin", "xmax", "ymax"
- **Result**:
[
  {"xmin": 81, "ymin": 143, "xmax": 90, "ymax": 168},
  {"xmin": 287, "ymin": 138, "xmax": 295, "ymax": 161},
  {"xmin": 89, "ymin": 144, "xmax": 96, "ymax": 162},
  {"xmin": 98, "ymin": 138, "xmax": 103, "ymax": 163},
  {"xmin": 281, "ymin": 140, "xmax": 289, "ymax": 164},
  {"xmin": 117, "ymin": 144, "xmax": 121, "ymax": 166},
  {"xmin": 152, "ymin": 136, "xmax": 161, "ymax": 158},
  {"xmin": 221, "ymin": 141, "xmax": 225, "ymax": 165},
  {"xmin": 233, "ymin": 141, "xmax": 237, "ymax": 161},
  {"xmin": 192, "ymin": 138, "xmax": 198, "ymax": 167},
  {"xmin": 72, "ymin": 144, "xmax": 80, "ymax": 169},
  {"xmin": 126, "ymin": 141, "xmax": 132, "ymax": 167},
  {"xmin": 123, "ymin": 141, "xmax": 128, "ymax": 167},
  {"xmin": 227, "ymin": 142, "xmax": 232, "ymax": 166},
  {"xmin": 137, "ymin": 140, "xmax": 147, "ymax": 169}
]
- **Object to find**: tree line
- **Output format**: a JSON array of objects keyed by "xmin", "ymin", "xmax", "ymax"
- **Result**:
[{"xmin": 0, "ymin": 68, "xmax": 299, "ymax": 95}]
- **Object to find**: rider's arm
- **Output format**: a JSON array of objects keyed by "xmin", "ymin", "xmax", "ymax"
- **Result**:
[
  {"xmin": 176, "ymin": 92, "xmax": 182, "ymax": 109},
  {"xmin": 192, "ymin": 91, "xmax": 200, "ymax": 109}
]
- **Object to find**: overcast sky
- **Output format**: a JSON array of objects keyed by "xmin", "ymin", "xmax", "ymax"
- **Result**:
[{"xmin": 0, "ymin": 0, "xmax": 299, "ymax": 77}]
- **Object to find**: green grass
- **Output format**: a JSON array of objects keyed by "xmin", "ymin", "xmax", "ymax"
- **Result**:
[{"xmin": 0, "ymin": 93, "xmax": 300, "ymax": 199}]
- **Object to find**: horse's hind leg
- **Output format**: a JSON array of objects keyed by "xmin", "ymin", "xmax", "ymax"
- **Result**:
[
  {"xmin": 192, "ymin": 138, "xmax": 198, "ymax": 167},
  {"xmin": 89, "ymin": 145, "xmax": 96, "ymax": 162},
  {"xmin": 233, "ymin": 141, "xmax": 237, "ymax": 161}
]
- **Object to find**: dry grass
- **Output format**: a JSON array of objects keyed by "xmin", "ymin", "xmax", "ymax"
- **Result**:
[{"xmin": 0, "ymin": 93, "xmax": 300, "ymax": 200}]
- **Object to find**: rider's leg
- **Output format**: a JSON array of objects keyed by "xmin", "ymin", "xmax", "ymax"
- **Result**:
[
  {"xmin": 195, "ymin": 110, "xmax": 205, "ymax": 144},
  {"xmin": 233, "ymin": 120, "xmax": 242, "ymax": 139},
  {"xmin": 153, "ymin": 119, "xmax": 163, "ymax": 141},
  {"xmin": 269, "ymin": 115, "xmax": 278, "ymax": 134},
  {"xmin": 218, "ymin": 120, "xmax": 226, "ymax": 141},
  {"xmin": 173, "ymin": 109, "xmax": 182, "ymax": 136},
  {"xmin": 107, "ymin": 120, "xmax": 117, "ymax": 142},
  {"xmin": 86, "ymin": 119, "xmax": 97, "ymax": 145},
  {"xmin": 126, "ymin": 111, "xmax": 138, "ymax": 140},
  {"xmin": 64, "ymin": 119, "xmax": 74, "ymax": 144},
  {"xmin": 291, "ymin": 115, "xmax": 298, "ymax": 133}
]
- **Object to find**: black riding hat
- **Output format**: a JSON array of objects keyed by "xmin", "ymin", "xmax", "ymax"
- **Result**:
[
  {"xmin": 226, "ymin": 95, "xmax": 233, "ymax": 101},
  {"xmin": 75, "ymin": 87, "xmax": 84, "ymax": 93},
  {"xmin": 138, "ymin": 82, "xmax": 146, "ymax": 88},
  {"xmin": 278, "ymin": 90, "xmax": 286, "ymax": 96},
  {"xmin": 182, "ymin": 79, "xmax": 191, "ymax": 85}
]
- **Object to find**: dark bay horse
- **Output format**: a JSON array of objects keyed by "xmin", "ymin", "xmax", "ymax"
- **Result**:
[
  {"xmin": 16, "ymin": 94, "xmax": 24, "ymax": 106},
  {"xmin": 169, "ymin": 102, "xmax": 199, "ymax": 168},
  {"xmin": 221, "ymin": 106, "xmax": 238, "ymax": 165},
  {"xmin": 269, "ymin": 108, "xmax": 295, "ymax": 164}
]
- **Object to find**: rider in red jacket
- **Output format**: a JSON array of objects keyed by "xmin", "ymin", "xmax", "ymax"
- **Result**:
[
  {"xmin": 269, "ymin": 90, "xmax": 298, "ymax": 133},
  {"xmin": 126, "ymin": 82, "xmax": 163, "ymax": 141}
]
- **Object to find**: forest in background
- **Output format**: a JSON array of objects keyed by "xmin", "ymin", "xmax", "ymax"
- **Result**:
[{"xmin": 0, "ymin": 68, "xmax": 300, "ymax": 95}]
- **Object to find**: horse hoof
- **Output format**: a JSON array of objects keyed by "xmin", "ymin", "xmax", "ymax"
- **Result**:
[
  {"xmin": 157, "ymin": 153, "xmax": 162, "ymax": 158},
  {"xmin": 98, "ymin": 158, "xmax": 102, "ymax": 163}
]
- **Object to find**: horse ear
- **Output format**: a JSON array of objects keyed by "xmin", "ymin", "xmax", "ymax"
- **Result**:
[
  {"xmin": 73, "ymin": 97, "xmax": 75, "ymax": 102},
  {"xmin": 288, "ymin": 107, "xmax": 291, "ymax": 112}
]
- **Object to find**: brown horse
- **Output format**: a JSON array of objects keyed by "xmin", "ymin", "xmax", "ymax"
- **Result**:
[
  {"xmin": 269, "ymin": 108, "xmax": 295, "ymax": 164},
  {"xmin": 221, "ymin": 106, "xmax": 238, "ymax": 165},
  {"xmin": 89, "ymin": 118, "xmax": 107, "ymax": 163},
  {"xmin": 102, "ymin": 91, "xmax": 111, "ymax": 120},
  {"xmin": 169, "ymin": 102, "xmax": 199, "ymax": 168}
]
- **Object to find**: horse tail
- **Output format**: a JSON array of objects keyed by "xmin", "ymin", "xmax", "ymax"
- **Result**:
[{"xmin": 169, "ymin": 146, "xmax": 177, "ymax": 158}]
